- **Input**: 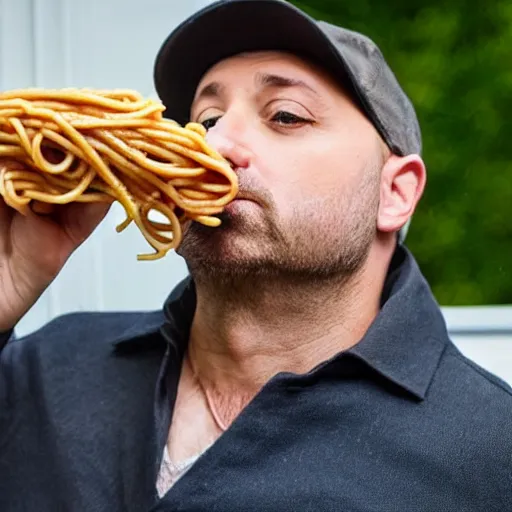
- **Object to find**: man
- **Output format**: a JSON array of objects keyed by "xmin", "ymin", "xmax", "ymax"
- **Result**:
[{"xmin": 0, "ymin": 0, "xmax": 511, "ymax": 511}]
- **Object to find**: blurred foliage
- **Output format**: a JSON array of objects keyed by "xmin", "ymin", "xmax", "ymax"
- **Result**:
[{"xmin": 292, "ymin": 0, "xmax": 512, "ymax": 305}]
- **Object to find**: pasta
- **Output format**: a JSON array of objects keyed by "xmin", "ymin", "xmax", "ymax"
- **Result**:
[{"xmin": 0, "ymin": 88, "xmax": 238, "ymax": 260}]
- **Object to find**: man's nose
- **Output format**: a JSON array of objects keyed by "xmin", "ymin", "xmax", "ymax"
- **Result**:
[{"xmin": 205, "ymin": 114, "xmax": 252, "ymax": 170}]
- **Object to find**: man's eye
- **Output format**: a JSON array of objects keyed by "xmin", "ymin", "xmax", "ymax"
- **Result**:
[
  {"xmin": 271, "ymin": 111, "xmax": 311, "ymax": 125},
  {"xmin": 201, "ymin": 116, "xmax": 221, "ymax": 130}
]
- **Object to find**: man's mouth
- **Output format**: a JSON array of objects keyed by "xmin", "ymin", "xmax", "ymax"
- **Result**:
[{"xmin": 232, "ymin": 190, "xmax": 261, "ymax": 205}]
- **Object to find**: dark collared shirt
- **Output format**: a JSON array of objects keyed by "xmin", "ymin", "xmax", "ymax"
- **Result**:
[{"xmin": 0, "ymin": 247, "xmax": 511, "ymax": 512}]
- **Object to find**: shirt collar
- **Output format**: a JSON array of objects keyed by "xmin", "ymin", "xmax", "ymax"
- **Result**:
[
  {"xmin": 110, "ymin": 278, "xmax": 195, "ymax": 353},
  {"xmin": 111, "ymin": 310, "xmax": 168, "ymax": 349},
  {"xmin": 347, "ymin": 246, "xmax": 448, "ymax": 400},
  {"xmin": 114, "ymin": 246, "xmax": 449, "ymax": 401}
]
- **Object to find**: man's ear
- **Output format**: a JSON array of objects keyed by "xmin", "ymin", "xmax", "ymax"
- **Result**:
[{"xmin": 377, "ymin": 154, "xmax": 426, "ymax": 235}]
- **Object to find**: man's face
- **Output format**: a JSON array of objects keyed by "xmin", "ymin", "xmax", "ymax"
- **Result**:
[{"xmin": 177, "ymin": 51, "xmax": 386, "ymax": 282}]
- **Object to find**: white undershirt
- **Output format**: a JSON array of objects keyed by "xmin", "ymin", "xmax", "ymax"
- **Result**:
[{"xmin": 156, "ymin": 445, "xmax": 208, "ymax": 498}]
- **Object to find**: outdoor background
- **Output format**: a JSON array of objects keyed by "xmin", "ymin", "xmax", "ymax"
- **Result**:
[{"xmin": 294, "ymin": 0, "xmax": 512, "ymax": 306}]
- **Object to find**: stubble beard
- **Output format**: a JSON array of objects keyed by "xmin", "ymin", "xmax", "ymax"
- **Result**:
[{"xmin": 176, "ymin": 175, "xmax": 379, "ymax": 296}]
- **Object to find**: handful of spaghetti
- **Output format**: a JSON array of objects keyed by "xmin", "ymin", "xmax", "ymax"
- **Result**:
[{"xmin": 0, "ymin": 88, "xmax": 238, "ymax": 260}]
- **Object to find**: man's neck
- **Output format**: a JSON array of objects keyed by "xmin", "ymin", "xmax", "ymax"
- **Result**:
[{"xmin": 186, "ymin": 258, "xmax": 388, "ymax": 409}]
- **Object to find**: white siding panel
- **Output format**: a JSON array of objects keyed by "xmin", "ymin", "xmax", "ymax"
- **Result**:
[
  {"xmin": 453, "ymin": 335, "xmax": 512, "ymax": 385},
  {"xmin": 443, "ymin": 306, "xmax": 512, "ymax": 385},
  {"xmin": 0, "ymin": 0, "xmax": 35, "ymax": 88}
]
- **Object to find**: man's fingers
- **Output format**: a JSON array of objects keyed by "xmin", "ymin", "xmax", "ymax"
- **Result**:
[{"xmin": 59, "ymin": 201, "xmax": 113, "ymax": 247}]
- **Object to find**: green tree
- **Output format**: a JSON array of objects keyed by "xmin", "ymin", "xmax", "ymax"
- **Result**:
[{"xmin": 292, "ymin": 0, "xmax": 512, "ymax": 305}]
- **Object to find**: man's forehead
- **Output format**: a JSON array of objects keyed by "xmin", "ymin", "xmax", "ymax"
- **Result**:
[{"xmin": 194, "ymin": 50, "xmax": 339, "ymax": 97}]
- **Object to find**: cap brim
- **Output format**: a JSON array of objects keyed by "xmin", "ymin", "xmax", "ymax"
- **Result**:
[{"xmin": 153, "ymin": 0, "xmax": 357, "ymax": 125}]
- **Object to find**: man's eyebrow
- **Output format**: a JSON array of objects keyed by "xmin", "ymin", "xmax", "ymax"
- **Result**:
[
  {"xmin": 255, "ymin": 72, "xmax": 320, "ymax": 96},
  {"xmin": 194, "ymin": 81, "xmax": 225, "ymax": 102},
  {"xmin": 192, "ymin": 72, "xmax": 321, "ymax": 109}
]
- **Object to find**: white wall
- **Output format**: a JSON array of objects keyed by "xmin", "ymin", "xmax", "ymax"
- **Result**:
[
  {"xmin": 443, "ymin": 307, "xmax": 512, "ymax": 385},
  {"xmin": 1, "ymin": 0, "xmax": 511, "ymax": 386}
]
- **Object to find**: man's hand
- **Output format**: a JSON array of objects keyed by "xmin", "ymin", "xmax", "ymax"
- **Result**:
[{"xmin": 0, "ymin": 161, "xmax": 111, "ymax": 332}]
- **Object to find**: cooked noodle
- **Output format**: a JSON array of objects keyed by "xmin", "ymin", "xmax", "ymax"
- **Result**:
[{"xmin": 0, "ymin": 88, "xmax": 238, "ymax": 260}]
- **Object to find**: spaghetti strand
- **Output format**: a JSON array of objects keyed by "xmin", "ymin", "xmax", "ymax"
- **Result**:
[{"xmin": 0, "ymin": 88, "xmax": 238, "ymax": 260}]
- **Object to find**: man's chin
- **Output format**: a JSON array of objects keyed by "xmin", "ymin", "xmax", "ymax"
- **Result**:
[
  {"xmin": 176, "ymin": 210, "xmax": 285, "ymax": 279},
  {"xmin": 179, "ymin": 211, "xmax": 266, "ymax": 249},
  {"xmin": 178, "ymin": 233, "xmax": 265, "ymax": 265}
]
